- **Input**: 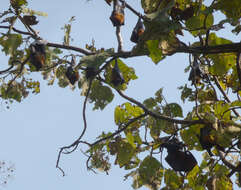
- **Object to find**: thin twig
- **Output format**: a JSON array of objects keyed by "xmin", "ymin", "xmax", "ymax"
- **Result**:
[
  {"xmin": 0, "ymin": 64, "xmax": 14, "ymax": 74},
  {"xmin": 7, "ymin": 57, "xmax": 29, "ymax": 92},
  {"xmin": 47, "ymin": 42, "xmax": 94, "ymax": 56},
  {"xmin": 56, "ymin": 80, "xmax": 93, "ymax": 176},
  {"xmin": 116, "ymin": 89, "xmax": 205, "ymax": 125},
  {"xmin": 119, "ymin": 0, "xmax": 148, "ymax": 21},
  {"xmin": 213, "ymin": 76, "xmax": 240, "ymax": 117},
  {"xmin": 0, "ymin": 25, "xmax": 34, "ymax": 37},
  {"xmin": 91, "ymin": 113, "xmax": 147, "ymax": 147}
]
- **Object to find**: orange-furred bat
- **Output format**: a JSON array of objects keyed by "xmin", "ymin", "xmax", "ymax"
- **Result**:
[
  {"xmin": 65, "ymin": 66, "xmax": 79, "ymax": 85},
  {"xmin": 130, "ymin": 18, "xmax": 145, "ymax": 43},
  {"xmin": 29, "ymin": 40, "xmax": 46, "ymax": 71},
  {"xmin": 199, "ymin": 126, "xmax": 225, "ymax": 156},
  {"xmin": 110, "ymin": 0, "xmax": 125, "ymax": 27}
]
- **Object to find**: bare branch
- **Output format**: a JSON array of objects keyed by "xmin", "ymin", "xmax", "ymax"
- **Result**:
[
  {"xmin": 0, "ymin": 64, "xmax": 14, "ymax": 75},
  {"xmin": 56, "ymin": 80, "xmax": 93, "ymax": 176},
  {"xmin": 47, "ymin": 42, "xmax": 94, "ymax": 56},
  {"xmin": 116, "ymin": 26, "xmax": 123, "ymax": 52},
  {"xmin": 0, "ymin": 25, "xmax": 34, "ymax": 37}
]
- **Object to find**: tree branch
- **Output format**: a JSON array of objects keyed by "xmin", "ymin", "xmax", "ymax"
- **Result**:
[
  {"xmin": 47, "ymin": 42, "xmax": 94, "ymax": 56},
  {"xmin": 213, "ymin": 76, "xmax": 240, "ymax": 117},
  {"xmin": 91, "ymin": 113, "xmax": 147, "ymax": 147},
  {"xmin": 119, "ymin": 0, "xmax": 148, "ymax": 21},
  {"xmin": 116, "ymin": 26, "xmax": 123, "ymax": 52},
  {"xmin": 116, "ymin": 89, "xmax": 205, "ymax": 125},
  {"xmin": 236, "ymin": 52, "xmax": 241, "ymax": 88},
  {"xmin": 0, "ymin": 25, "xmax": 34, "ymax": 37},
  {"xmin": 56, "ymin": 79, "xmax": 93, "ymax": 176}
]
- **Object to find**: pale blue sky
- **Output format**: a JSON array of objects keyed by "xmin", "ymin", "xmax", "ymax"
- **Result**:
[{"xmin": 0, "ymin": 0, "xmax": 240, "ymax": 190}]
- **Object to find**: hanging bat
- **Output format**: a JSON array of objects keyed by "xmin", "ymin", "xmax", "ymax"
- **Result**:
[
  {"xmin": 165, "ymin": 149, "xmax": 197, "ymax": 172},
  {"xmin": 161, "ymin": 139, "xmax": 197, "ymax": 172},
  {"xmin": 199, "ymin": 125, "xmax": 225, "ymax": 156},
  {"xmin": 23, "ymin": 15, "xmax": 39, "ymax": 25},
  {"xmin": 130, "ymin": 18, "xmax": 145, "ymax": 43},
  {"xmin": 65, "ymin": 66, "xmax": 79, "ymax": 85},
  {"xmin": 111, "ymin": 59, "xmax": 124, "ymax": 86},
  {"xmin": 188, "ymin": 56, "xmax": 204, "ymax": 85},
  {"xmin": 110, "ymin": 0, "xmax": 125, "ymax": 27},
  {"xmin": 85, "ymin": 67, "xmax": 97, "ymax": 80},
  {"xmin": 29, "ymin": 40, "xmax": 46, "ymax": 71}
]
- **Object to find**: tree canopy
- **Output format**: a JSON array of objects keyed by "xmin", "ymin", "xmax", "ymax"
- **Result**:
[{"xmin": 0, "ymin": 0, "xmax": 241, "ymax": 189}]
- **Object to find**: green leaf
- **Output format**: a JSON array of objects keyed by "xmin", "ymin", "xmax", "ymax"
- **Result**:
[
  {"xmin": 143, "ymin": 97, "xmax": 157, "ymax": 109},
  {"xmin": 186, "ymin": 5, "xmax": 214, "ymax": 36},
  {"xmin": 116, "ymin": 141, "xmax": 135, "ymax": 167},
  {"xmin": 126, "ymin": 132, "xmax": 136, "ymax": 148},
  {"xmin": 114, "ymin": 106, "xmax": 127, "ymax": 125},
  {"xmin": 141, "ymin": 0, "xmax": 162, "ymax": 14},
  {"xmin": 187, "ymin": 165, "xmax": 200, "ymax": 187},
  {"xmin": 139, "ymin": 156, "xmax": 162, "ymax": 183},
  {"xmin": 164, "ymin": 169, "xmax": 182, "ymax": 189},
  {"xmin": 164, "ymin": 103, "xmax": 183, "ymax": 117},
  {"xmin": 181, "ymin": 124, "xmax": 201, "ymax": 150},
  {"xmin": 154, "ymin": 88, "xmax": 163, "ymax": 103},
  {"xmin": 63, "ymin": 24, "xmax": 71, "ymax": 46},
  {"xmin": 80, "ymin": 50, "xmax": 113, "ymax": 68},
  {"xmin": 11, "ymin": 0, "xmax": 28, "ymax": 9},
  {"xmin": 214, "ymin": 0, "xmax": 241, "ymax": 20},
  {"xmin": 88, "ymin": 80, "xmax": 114, "ymax": 110},
  {"xmin": 178, "ymin": 85, "xmax": 194, "ymax": 103},
  {"xmin": 146, "ymin": 40, "xmax": 163, "ymax": 64},
  {"xmin": 0, "ymin": 34, "xmax": 22, "ymax": 55},
  {"xmin": 207, "ymin": 33, "xmax": 235, "ymax": 76},
  {"xmin": 22, "ymin": 8, "xmax": 48, "ymax": 17}
]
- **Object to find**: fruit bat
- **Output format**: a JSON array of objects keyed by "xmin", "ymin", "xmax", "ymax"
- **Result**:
[
  {"xmin": 110, "ymin": 0, "xmax": 125, "ymax": 27},
  {"xmin": 161, "ymin": 138, "xmax": 197, "ymax": 172},
  {"xmin": 170, "ymin": 7, "xmax": 183, "ymax": 21},
  {"xmin": 111, "ymin": 59, "xmax": 124, "ymax": 86},
  {"xmin": 23, "ymin": 15, "xmax": 39, "ymax": 25},
  {"xmin": 180, "ymin": 6, "xmax": 194, "ymax": 21},
  {"xmin": 199, "ymin": 125, "xmax": 225, "ymax": 156},
  {"xmin": 188, "ymin": 56, "xmax": 203, "ymax": 85},
  {"xmin": 130, "ymin": 18, "xmax": 145, "ymax": 43},
  {"xmin": 85, "ymin": 67, "xmax": 97, "ymax": 80},
  {"xmin": 29, "ymin": 40, "xmax": 46, "ymax": 71},
  {"xmin": 65, "ymin": 66, "xmax": 79, "ymax": 85},
  {"xmin": 170, "ymin": 5, "xmax": 194, "ymax": 21},
  {"xmin": 165, "ymin": 149, "xmax": 197, "ymax": 172}
]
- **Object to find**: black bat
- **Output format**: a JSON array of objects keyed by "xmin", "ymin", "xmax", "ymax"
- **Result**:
[{"xmin": 111, "ymin": 59, "xmax": 124, "ymax": 86}]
